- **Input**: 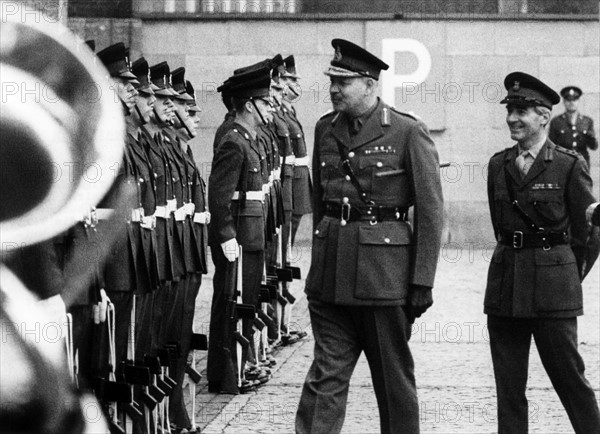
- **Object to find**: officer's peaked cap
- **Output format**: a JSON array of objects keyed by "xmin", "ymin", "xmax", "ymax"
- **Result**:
[
  {"xmin": 171, "ymin": 67, "xmax": 194, "ymax": 102},
  {"xmin": 500, "ymin": 72, "xmax": 560, "ymax": 109},
  {"xmin": 560, "ymin": 86, "xmax": 582, "ymax": 100},
  {"xmin": 97, "ymin": 42, "xmax": 138, "ymax": 81},
  {"xmin": 325, "ymin": 39, "xmax": 389, "ymax": 80},
  {"xmin": 149, "ymin": 61, "xmax": 179, "ymax": 97}
]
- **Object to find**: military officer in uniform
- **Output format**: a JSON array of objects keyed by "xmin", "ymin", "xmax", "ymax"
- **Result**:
[
  {"xmin": 207, "ymin": 66, "xmax": 273, "ymax": 394},
  {"xmin": 549, "ymin": 86, "xmax": 598, "ymax": 168},
  {"xmin": 295, "ymin": 39, "xmax": 443, "ymax": 434},
  {"xmin": 485, "ymin": 72, "xmax": 600, "ymax": 433}
]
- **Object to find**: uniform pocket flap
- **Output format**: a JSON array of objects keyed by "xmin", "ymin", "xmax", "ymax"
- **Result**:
[
  {"xmin": 534, "ymin": 246, "xmax": 576, "ymax": 266},
  {"xmin": 358, "ymin": 223, "xmax": 411, "ymax": 245},
  {"xmin": 358, "ymin": 155, "xmax": 399, "ymax": 170}
]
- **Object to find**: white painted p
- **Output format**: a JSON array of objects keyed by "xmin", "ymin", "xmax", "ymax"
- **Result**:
[{"xmin": 380, "ymin": 38, "xmax": 432, "ymax": 106}]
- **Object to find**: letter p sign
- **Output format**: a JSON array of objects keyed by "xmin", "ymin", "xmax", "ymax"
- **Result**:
[{"xmin": 380, "ymin": 39, "xmax": 432, "ymax": 106}]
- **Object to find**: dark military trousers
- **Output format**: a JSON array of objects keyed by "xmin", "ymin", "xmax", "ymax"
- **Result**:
[
  {"xmin": 296, "ymin": 299, "xmax": 417, "ymax": 434},
  {"xmin": 169, "ymin": 273, "xmax": 202, "ymax": 429},
  {"xmin": 207, "ymin": 245, "xmax": 264, "ymax": 394},
  {"xmin": 488, "ymin": 315, "xmax": 600, "ymax": 434}
]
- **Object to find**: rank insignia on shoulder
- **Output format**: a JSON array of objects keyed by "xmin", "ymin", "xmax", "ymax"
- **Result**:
[
  {"xmin": 531, "ymin": 183, "xmax": 561, "ymax": 190},
  {"xmin": 381, "ymin": 107, "xmax": 390, "ymax": 126}
]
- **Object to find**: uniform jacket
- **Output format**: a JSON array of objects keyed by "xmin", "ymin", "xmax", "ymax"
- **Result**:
[
  {"xmin": 208, "ymin": 122, "xmax": 266, "ymax": 252},
  {"xmin": 485, "ymin": 139, "xmax": 596, "ymax": 318},
  {"xmin": 306, "ymin": 98, "xmax": 444, "ymax": 306},
  {"xmin": 283, "ymin": 105, "xmax": 313, "ymax": 215},
  {"xmin": 549, "ymin": 113, "xmax": 598, "ymax": 165}
]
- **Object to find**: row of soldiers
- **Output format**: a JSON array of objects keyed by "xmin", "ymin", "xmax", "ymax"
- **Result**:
[
  {"xmin": 7, "ymin": 40, "xmax": 313, "ymax": 433},
  {"xmin": 206, "ymin": 54, "xmax": 312, "ymax": 394}
]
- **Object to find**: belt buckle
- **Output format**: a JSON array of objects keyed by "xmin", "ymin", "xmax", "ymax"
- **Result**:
[
  {"xmin": 341, "ymin": 199, "xmax": 351, "ymax": 227},
  {"xmin": 513, "ymin": 231, "xmax": 523, "ymax": 249}
]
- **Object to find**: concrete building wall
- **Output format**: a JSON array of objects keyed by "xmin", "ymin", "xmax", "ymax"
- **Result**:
[{"xmin": 70, "ymin": 17, "xmax": 600, "ymax": 244}]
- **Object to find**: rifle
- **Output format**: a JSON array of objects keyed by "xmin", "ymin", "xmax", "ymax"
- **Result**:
[{"xmin": 187, "ymin": 333, "xmax": 207, "ymax": 432}]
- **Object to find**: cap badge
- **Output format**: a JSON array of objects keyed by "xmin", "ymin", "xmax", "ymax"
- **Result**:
[
  {"xmin": 568, "ymin": 89, "xmax": 575, "ymax": 96},
  {"xmin": 333, "ymin": 46, "xmax": 342, "ymax": 62},
  {"xmin": 513, "ymin": 81, "xmax": 520, "ymax": 91}
]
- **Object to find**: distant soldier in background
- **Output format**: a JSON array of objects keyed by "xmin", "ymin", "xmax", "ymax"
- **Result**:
[{"xmin": 549, "ymin": 86, "xmax": 598, "ymax": 168}]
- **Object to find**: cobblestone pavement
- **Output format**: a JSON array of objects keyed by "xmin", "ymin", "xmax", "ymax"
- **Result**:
[{"xmin": 187, "ymin": 236, "xmax": 600, "ymax": 433}]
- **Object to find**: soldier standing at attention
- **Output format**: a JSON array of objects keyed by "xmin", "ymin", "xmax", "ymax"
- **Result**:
[
  {"xmin": 295, "ymin": 39, "xmax": 443, "ymax": 434},
  {"xmin": 280, "ymin": 55, "xmax": 313, "ymax": 246},
  {"xmin": 549, "ymin": 86, "xmax": 598, "ymax": 168},
  {"xmin": 207, "ymin": 66, "xmax": 273, "ymax": 394},
  {"xmin": 485, "ymin": 72, "xmax": 600, "ymax": 433}
]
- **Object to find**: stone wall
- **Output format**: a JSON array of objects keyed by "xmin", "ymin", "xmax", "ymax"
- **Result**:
[{"xmin": 69, "ymin": 16, "xmax": 600, "ymax": 244}]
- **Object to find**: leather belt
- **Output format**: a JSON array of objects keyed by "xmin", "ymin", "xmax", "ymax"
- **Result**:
[
  {"xmin": 324, "ymin": 202, "xmax": 408, "ymax": 224},
  {"xmin": 499, "ymin": 230, "xmax": 569, "ymax": 249},
  {"xmin": 232, "ymin": 191, "xmax": 264, "ymax": 202}
]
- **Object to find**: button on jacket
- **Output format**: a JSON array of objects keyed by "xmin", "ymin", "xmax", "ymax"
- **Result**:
[{"xmin": 307, "ymin": 99, "xmax": 444, "ymax": 306}]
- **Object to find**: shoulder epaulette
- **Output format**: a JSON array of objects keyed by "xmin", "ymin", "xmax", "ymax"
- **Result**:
[
  {"xmin": 554, "ymin": 145, "xmax": 580, "ymax": 158},
  {"xmin": 491, "ymin": 147, "xmax": 512, "ymax": 158},
  {"xmin": 389, "ymin": 106, "xmax": 419, "ymax": 121},
  {"xmin": 319, "ymin": 109, "xmax": 335, "ymax": 120},
  {"xmin": 232, "ymin": 128, "xmax": 251, "ymax": 141}
]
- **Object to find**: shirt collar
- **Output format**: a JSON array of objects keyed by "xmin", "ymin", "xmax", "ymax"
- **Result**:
[{"xmin": 518, "ymin": 136, "xmax": 546, "ymax": 159}]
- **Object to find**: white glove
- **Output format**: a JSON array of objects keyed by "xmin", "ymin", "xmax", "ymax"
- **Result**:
[
  {"xmin": 92, "ymin": 289, "xmax": 110, "ymax": 324},
  {"xmin": 221, "ymin": 238, "xmax": 239, "ymax": 262}
]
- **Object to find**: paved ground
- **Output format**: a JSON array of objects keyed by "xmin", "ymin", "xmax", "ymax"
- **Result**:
[{"xmin": 186, "ymin": 230, "xmax": 600, "ymax": 433}]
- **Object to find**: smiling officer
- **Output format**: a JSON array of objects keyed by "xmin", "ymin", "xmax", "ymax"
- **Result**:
[{"xmin": 485, "ymin": 72, "xmax": 600, "ymax": 433}]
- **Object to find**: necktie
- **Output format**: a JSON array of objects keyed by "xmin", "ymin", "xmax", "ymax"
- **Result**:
[
  {"xmin": 349, "ymin": 117, "xmax": 362, "ymax": 136},
  {"xmin": 515, "ymin": 151, "xmax": 533, "ymax": 178}
]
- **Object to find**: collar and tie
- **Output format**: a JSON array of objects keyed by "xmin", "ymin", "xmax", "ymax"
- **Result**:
[{"xmin": 515, "ymin": 150, "xmax": 534, "ymax": 178}]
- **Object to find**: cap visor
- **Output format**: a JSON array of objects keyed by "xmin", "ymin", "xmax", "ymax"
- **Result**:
[
  {"xmin": 155, "ymin": 88, "xmax": 174, "ymax": 97},
  {"xmin": 119, "ymin": 71, "xmax": 138, "ymax": 80},
  {"xmin": 175, "ymin": 92, "xmax": 194, "ymax": 102},
  {"xmin": 188, "ymin": 104, "xmax": 202, "ymax": 113},
  {"xmin": 323, "ymin": 66, "xmax": 362, "ymax": 78}
]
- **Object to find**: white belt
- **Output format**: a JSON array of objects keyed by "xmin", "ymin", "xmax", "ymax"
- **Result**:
[
  {"xmin": 268, "ymin": 173, "xmax": 274, "ymax": 183},
  {"xmin": 131, "ymin": 208, "xmax": 144, "ymax": 222},
  {"xmin": 167, "ymin": 199, "xmax": 178, "ymax": 213},
  {"xmin": 141, "ymin": 215, "xmax": 156, "ymax": 230},
  {"xmin": 295, "ymin": 156, "xmax": 310, "ymax": 166},
  {"xmin": 184, "ymin": 202, "xmax": 196, "ymax": 216},
  {"xmin": 274, "ymin": 168, "xmax": 281, "ymax": 180},
  {"xmin": 193, "ymin": 211, "xmax": 211, "ymax": 225},
  {"xmin": 262, "ymin": 184, "xmax": 271, "ymax": 195},
  {"xmin": 232, "ymin": 190, "xmax": 264, "ymax": 202},
  {"xmin": 154, "ymin": 206, "xmax": 169, "ymax": 219},
  {"xmin": 174, "ymin": 206, "xmax": 187, "ymax": 221},
  {"xmin": 281, "ymin": 155, "xmax": 296, "ymax": 165}
]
